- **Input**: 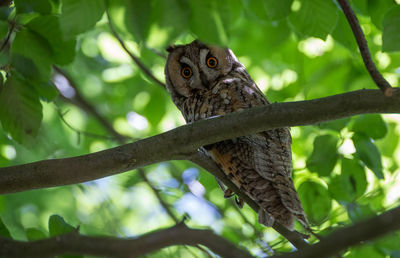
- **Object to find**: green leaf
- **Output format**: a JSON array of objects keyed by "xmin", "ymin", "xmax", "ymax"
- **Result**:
[
  {"xmin": 306, "ymin": 134, "xmax": 339, "ymax": 177},
  {"xmin": 154, "ymin": 0, "xmax": 190, "ymax": 42},
  {"xmin": 11, "ymin": 28, "xmax": 53, "ymax": 82},
  {"xmin": 289, "ymin": 0, "xmax": 338, "ymax": 40},
  {"xmin": 346, "ymin": 203, "xmax": 375, "ymax": 223},
  {"xmin": 264, "ymin": 0, "xmax": 293, "ymax": 21},
  {"xmin": 319, "ymin": 117, "xmax": 350, "ymax": 132},
  {"xmin": 27, "ymin": 15, "xmax": 76, "ymax": 65},
  {"xmin": 0, "ymin": 75, "xmax": 43, "ymax": 143},
  {"xmin": 331, "ymin": 12, "xmax": 358, "ymax": 51},
  {"xmin": 0, "ymin": 20, "xmax": 8, "ymax": 40},
  {"xmin": 298, "ymin": 181, "xmax": 332, "ymax": 225},
  {"xmin": 0, "ymin": 216, "xmax": 11, "ymax": 238},
  {"xmin": 32, "ymin": 81, "xmax": 58, "ymax": 101},
  {"xmin": 48, "ymin": 214, "xmax": 75, "ymax": 237},
  {"xmin": 382, "ymin": 6, "xmax": 400, "ymax": 52},
  {"xmin": 353, "ymin": 133, "xmax": 384, "ymax": 179},
  {"xmin": 189, "ymin": 0, "xmax": 228, "ymax": 45},
  {"xmin": 14, "ymin": 0, "xmax": 52, "ymax": 14},
  {"xmin": 367, "ymin": 0, "xmax": 396, "ymax": 30},
  {"xmin": 26, "ymin": 228, "xmax": 47, "ymax": 240},
  {"xmin": 60, "ymin": 0, "xmax": 105, "ymax": 39},
  {"xmin": 329, "ymin": 158, "xmax": 367, "ymax": 203},
  {"xmin": 376, "ymin": 122, "xmax": 399, "ymax": 157},
  {"xmin": 347, "ymin": 244, "xmax": 384, "ymax": 258},
  {"xmin": 351, "ymin": 114, "xmax": 387, "ymax": 140},
  {"xmin": 124, "ymin": 0, "xmax": 152, "ymax": 42}
]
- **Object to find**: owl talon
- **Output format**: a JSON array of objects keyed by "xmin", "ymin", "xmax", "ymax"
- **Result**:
[
  {"xmin": 223, "ymin": 189, "xmax": 234, "ymax": 198},
  {"xmin": 235, "ymin": 196, "xmax": 244, "ymax": 208}
]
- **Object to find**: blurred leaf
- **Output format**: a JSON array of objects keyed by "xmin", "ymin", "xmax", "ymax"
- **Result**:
[
  {"xmin": 349, "ymin": 0, "xmax": 368, "ymax": 15},
  {"xmin": 0, "ymin": 216, "xmax": 11, "ymax": 238},
  {"xmin": 32, "ymin": 81, "xmax": 59, "ymax": 101},
  {"xmin": 26, "ymin": 228, "xmax": 47, "ymax": 240},
  {"xmin": 319, "ymin": 117, "xmax": 350, "ymax": 132},
  {"xmin": 376, "ymin": 122, "xmax": 399, "ymax": 157},
  {"xmin": 289, "ymin": 0, "xmax": 338, "ymax": 40},
  {"xmin": 353, "ymin": 133, "xmax": 384, "ymax": 179},
  {"xmin": 367, "ymin": 0, "xmax": 396, "ymax": 30},
  {"xmin": 382, "ymin": 6, "xmax": 400, "ymax": 52},
  {"xmin": 154, "ymin": 0, "xmax": 190, "ymax": 42},
  {"xmin": 142, "ymin": 89, "xmax": 167, "ymax": 127},
  {"xmin": 264, "ymin": 0, "xmax": 293, "ymax": 21},
  {"xmin": 298, "ymin": 181, "xmax": 332, "ymax": 225},
  {"xmin": 347, "ymin": 244, "xmax": 384, "ymax": 258},
  {"xmin": 123, "ymin": 173, "xmax": 141, "ymax": 189},
  {"xmin": 0, "ymin": 74, "xmax": 42, "ymax": 143},
  {"xmin": 60, "ymin": 0, "xmax": 105, "ymax": 39},
  {"xmin": 331, "ymin": 12, "xmax": 358, "ymax": 51},
  {"xmin": 329, "ymin": 158, "xmax": 367, "ymax": 203},
  {"xmin": 0, "ymin": 6, "xmax": 12, "ymax": 20},
  {"xmin": 14, "ymin": 0, "xmax": 52, "ymax": 14},
  {"xmin": 346, "ymin": 203, "xmax": 375, "ymax": 223},
  {"xmin": 0, "ymin": 20, "xmax": 8, "ymax": 39},
  {"xmin": 375, "ymin": 232, "xmax": 400, "ymax": 255},
  {"xmin": 27, "ymin": 15, "xmax": 76, "ymax": 65},
  {"xmin": 306, "ymin": 134, "xmax": 339, "ymax": 177},
  {"xmin": 48, "ymin": 214, "xmax": 75, "ymax": 237},
  {"xmin": 351, "ymin": 114, "xmax": 387, "ymax": 140},
  {"xmin": 124, "ymin": 0, "xmax": 152, "ymax": 42},
  {"xmin": 11, "ymin": 28, "xmax": 53, "ymax": 82},
  {"xmin": 188, "ymin": 0, "xmax": 227, "ymax": 45}
]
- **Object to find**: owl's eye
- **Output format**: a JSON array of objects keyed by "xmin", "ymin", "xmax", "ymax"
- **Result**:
[
  {"xmin": 206, "ymin": 57, "xmax": 218, "ymax": 68},
  {"xmin": 181, "ymin": 67, "xmax": 192, "ymax": 78}
]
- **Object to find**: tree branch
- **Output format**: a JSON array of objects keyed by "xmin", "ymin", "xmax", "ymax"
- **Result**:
[
  {"xmin": 1, "ymin": 89, "xmax": 398, "ymax": 248},
  {"xmin": 105, "ymin": 8, "xmax": 165, "ymax": 89},
  {"xmin": 275, "ymin": 205, "xmax": 400, "ymax": 258},
  {"xmin": 0, "ymin": 223, "xmax": 252, "ymax": 258},
  {"xmin": 337, "ymin": 0, "xmax": 393, "ymax": 96},
  {"xmin": 1, "ymin": 88, "xmax": 398, "ymax": 194}
]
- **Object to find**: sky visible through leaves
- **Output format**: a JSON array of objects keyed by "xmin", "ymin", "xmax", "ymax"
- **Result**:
[{"xmin": 0, "ymin": 0, "xmax": 400, "ymax": 257}]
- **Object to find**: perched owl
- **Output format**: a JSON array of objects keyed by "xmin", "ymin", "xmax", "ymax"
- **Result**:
[{"xmin": 164, "ymin": 40, "xmax": 308, "ymax": 230}]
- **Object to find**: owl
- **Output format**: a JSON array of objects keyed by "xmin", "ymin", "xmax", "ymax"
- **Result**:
[{"xmin": 164, "ymin": 40, "xmax": 308, "ymax": 230}]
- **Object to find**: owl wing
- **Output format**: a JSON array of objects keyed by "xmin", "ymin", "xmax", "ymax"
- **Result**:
[{"xmin": 224, "ymin": 78, "xmax": 308, "ymax": 227}]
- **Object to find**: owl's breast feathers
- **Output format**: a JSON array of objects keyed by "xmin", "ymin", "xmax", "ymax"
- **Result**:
[{"xmin": 181, "ymin": 76, "xmax": 308, "ymax": 230}]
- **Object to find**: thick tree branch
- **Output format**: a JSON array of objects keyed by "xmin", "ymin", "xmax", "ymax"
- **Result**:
[
  {"xmin": 0, "ymin": 223, "xmax": 252, "ymax": 258},
  {"xmin": 337, "ymin": 0, "xmax": 393, "ymax": 96},
  {"xmin": 105, "ymin": 8, "xmax": 165, "ymax": 89},
  {"xmin": 276, "ymin": 206, "xmax": 400, "ymax": 258},
  {"xmin": 1, "ymin": 89, "xmax": 399, "ymax": 195}
]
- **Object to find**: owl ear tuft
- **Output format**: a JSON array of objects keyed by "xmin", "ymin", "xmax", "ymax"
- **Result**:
[{"xmin": 166, "ymin": 45, "xmax": 175, "ymax": 52}]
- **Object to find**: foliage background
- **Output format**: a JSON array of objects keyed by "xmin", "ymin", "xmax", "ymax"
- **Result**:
[{"xmin": 0, "ymin": 0, "xmax": 400, "ymax": 256}]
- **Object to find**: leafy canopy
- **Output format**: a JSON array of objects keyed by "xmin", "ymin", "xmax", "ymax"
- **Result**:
[{"xmin": 0, "ymin": 0, "xmax": 400, "ymax": 256}]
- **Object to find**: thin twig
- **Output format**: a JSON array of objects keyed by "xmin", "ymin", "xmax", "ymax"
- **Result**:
[
  {"xmin": 0, "ymin": 19, "xmax": 16, "ymax": 52},
  {"xmin": 55, "ymin": 106, "xmax": 119, "ymax": 142},
  {"xmin": 53, "ymin": 66, "xmax": 130, "ymax": 143},
  {"xmin": 337, "ymin": 0, "xmax": 393, "ymax": 96},
  {"xmin": 138, "ymin": 168, "xmax": 179, "ymax": 223},
  {"xmin": 105, "ymin": 8, "xmax": 165, "ymax": 88}
]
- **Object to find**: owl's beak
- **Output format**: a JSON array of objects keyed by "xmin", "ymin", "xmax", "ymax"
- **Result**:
[{"xmin": 200, "ymin": 72, "xmax": 210, "ymax": 88}]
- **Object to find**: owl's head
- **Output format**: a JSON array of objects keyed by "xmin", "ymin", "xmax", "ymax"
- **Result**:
[{"xmin": 165, "ymin": 40, "xmax": 240, "ymax": 105}]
